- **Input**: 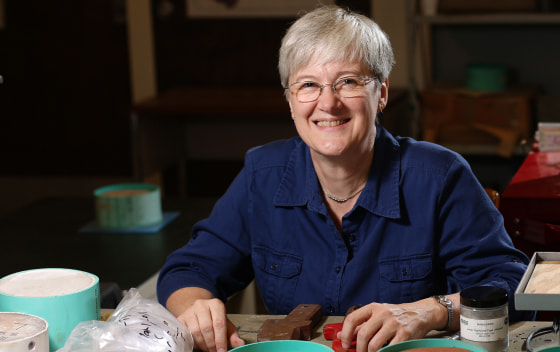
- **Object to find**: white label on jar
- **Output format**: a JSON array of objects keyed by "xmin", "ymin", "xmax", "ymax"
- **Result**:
[{"xmin": 460, "ymin": 316, "xmax": 508, "ymax": 342}]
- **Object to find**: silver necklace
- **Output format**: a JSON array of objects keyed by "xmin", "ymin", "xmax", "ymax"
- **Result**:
[{"xmin": 325, "ymin": 187, "xmax": 364, "ymax": 203}]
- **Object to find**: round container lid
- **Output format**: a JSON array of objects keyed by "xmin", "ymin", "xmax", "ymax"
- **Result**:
[
  {"xmin": 230, "ymin": 340, "xmax": 333, "ymax": 352},
  {"xmin": 461, "ymin": 285, "xmax": 508, "ymax": 308},
  {"xmin": 377, "ymin": 338, "xmax": 487, "ymax": 352},
  {"xmin": 0, "ymin": 268, "xmax": 98, "ymax": 297}
]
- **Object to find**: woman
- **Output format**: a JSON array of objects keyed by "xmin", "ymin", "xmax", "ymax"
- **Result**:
[{"xmin": 157, "ymin": 5, "xmax": 533, "ymax": 352}]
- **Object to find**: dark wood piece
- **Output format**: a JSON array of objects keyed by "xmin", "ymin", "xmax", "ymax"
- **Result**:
[{"xmin": 256, "ymin": 304, "xmax": 323, "ymax": 342}]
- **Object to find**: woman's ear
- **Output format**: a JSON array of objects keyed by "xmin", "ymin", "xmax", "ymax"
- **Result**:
[
  {"xmin": 288, "ymin": 99, "xmax": 295, "ymax": 119},
  {"xmin": 378, "ymin": 78, "xmax": 389, "ymax": 111}
]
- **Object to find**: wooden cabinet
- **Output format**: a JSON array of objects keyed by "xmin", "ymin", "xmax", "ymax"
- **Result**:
[{"xmin": 408, "ymin": 2, "xmax": 560, "ymax": 153}]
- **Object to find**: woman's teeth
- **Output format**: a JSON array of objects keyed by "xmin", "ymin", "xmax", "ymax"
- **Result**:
[{"xmin": 316, "ymin": 119, "xmax": 348, "ymax": 127}]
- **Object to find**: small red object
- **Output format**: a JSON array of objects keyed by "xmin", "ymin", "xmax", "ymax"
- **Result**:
[
  {"xmin": 332, "ymin": 339, "xmax": 357, "ymax": 352},
  {"xmin": 323, "ymin": 322, "xmax": 356, "ymax": 352},
  {"xmin": 323, "ymin": 322, "xmax": 343, "ymax": 340}
]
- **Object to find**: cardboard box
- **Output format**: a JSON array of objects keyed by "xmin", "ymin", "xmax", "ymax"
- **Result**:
[{"xmin": 420, "ymin": 88, "xmax": 534, "ymax": 157}]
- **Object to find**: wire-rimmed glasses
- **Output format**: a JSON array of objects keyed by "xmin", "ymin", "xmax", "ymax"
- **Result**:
[{"xmin": 285, "ymin": 75, "xmax": 376, "ymax": 103}]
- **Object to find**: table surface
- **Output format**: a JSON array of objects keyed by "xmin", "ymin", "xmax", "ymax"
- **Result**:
[
  {"xmin": 98, "ymin": 309, "xmax": 555, "ymax": 352},
  {"xmin": 227, "ymin": 314, "xmax": 556, "ymax": 351},
  {"xmin": 0, "ymin": 196, "xmax": 217, "ymax": 290}
]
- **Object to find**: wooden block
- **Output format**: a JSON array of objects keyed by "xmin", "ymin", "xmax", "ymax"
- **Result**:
[{"xmin": 256, "ymin": 304, "xmax": 323, "ymax": 342}]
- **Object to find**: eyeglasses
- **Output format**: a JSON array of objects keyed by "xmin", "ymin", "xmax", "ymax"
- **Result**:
[{"xmin": 286, "ymin": 76, "xmax": 376, "ymax": 103}]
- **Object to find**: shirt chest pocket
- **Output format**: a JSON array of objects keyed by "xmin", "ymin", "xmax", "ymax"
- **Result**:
[
  {"xmin": 253, "ymin": 246, "xmax": 303, "ymax": 313},
  {"xmin": 254, "ymin": 247, "xmax": 302, "ymax": 278},
  {"xmin": 378, "ymin": 254, "xmax": 433, "ymax": 303}
]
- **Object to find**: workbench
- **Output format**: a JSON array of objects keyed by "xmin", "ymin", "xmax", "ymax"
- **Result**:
[
  {"xmin": 97, "ymin": 308, "xmax": 555, "ymax": 351},
  {"xmin": 228, "ymin": 315, "xmax": 552, "ymax": 351}
]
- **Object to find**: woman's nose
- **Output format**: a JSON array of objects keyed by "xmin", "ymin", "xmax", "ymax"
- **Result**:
[{"xmin": 317, "ymin": 84, "xmax": 342, "ymax": 110}]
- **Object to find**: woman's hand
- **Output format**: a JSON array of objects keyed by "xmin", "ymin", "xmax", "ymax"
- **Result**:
[
  {"xmin": 176, "ymin": 297, "xmax": 245, "ymax": 352},
  {"xmin": 338, "ymin": 296, "xmax": 456, "ymax": 352},
  {"xmin": 166, "ymin": 288, "xmax": 245, "ymax": 352}
]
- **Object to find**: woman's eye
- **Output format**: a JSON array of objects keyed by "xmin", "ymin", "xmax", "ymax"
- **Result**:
[
  {"xmin": 301, "ymin": 82, "xmax": 318, "ymax": 89},
  {"xmin": 341, "ymin": 78, "xmax": 359, "ymax": 86}
]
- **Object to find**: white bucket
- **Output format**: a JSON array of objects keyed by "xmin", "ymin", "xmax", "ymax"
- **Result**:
[{"xmin": 0, "ymin": 312, "xmax": 49, "ymax": 352}]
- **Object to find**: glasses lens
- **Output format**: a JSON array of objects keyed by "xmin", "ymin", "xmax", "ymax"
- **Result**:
[
  {"xmin": 336, "ymin": 76, "xmax": 367, "ymax": 98},
  {"xmin": 293, "ymin": 82, "xmax": 321, "ymax": 102}
]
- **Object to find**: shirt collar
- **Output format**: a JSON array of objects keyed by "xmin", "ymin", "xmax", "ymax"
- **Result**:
[
  {"xmin": 274, "ymin": 126, "xmax": 402, "ymax": 220},
  {"xmin": 358, "ymin": 126, "xmax": 402, "ymax": 219},
  {"xmin": 273, "ymin": 139, "xmax": 310, "ymax": 207}
]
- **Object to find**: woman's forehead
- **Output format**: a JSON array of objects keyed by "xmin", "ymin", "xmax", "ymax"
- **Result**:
[{"xmin": 291, "ymin": 59, "xmax": 368, "ymax": 80}]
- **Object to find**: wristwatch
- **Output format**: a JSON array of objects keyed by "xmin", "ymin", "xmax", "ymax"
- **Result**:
[{"xmin": 434, "ymin": 295, "xmax": 453, "ymax": 331}]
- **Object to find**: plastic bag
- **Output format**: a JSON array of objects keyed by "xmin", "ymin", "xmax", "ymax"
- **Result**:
[{"xmin": 57, "ymin": 288, "xmax": 194, "ymax": 352}]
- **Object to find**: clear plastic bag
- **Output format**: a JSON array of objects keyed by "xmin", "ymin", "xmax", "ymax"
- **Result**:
[{"xmin": 57, "ymin": 288, "xmax": 194, "ymax": 352}]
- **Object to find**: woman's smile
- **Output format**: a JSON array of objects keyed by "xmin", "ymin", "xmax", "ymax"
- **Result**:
[{"xmin": 315, "ymin": 118, "xmax": 351, "ymax": 127}]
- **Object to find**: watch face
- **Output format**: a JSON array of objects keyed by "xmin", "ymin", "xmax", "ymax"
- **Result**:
[{"xmin": 438, "ymin": 295, "xmax": 450, "ymax": 305}]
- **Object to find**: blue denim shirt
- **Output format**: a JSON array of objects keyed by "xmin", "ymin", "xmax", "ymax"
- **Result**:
[{"xmin": 157, "ymin": 126, "xmax": 533, "ymax": 321}]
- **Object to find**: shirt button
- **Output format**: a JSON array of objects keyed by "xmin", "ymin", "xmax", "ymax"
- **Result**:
[
  {"xmin": 328, "ymin": 306, "xmax": 335, "ymax": 314},
  {"xmin": 336, "ymin": 266, "xmax": 341, "ymax": 273},
  {"xmin": 271, "ymin": 264, "xmax": 278, "ymax": 270},
  {"xmin": 348, "ymin": 234, "xmax": 357, "ymax": 241}
]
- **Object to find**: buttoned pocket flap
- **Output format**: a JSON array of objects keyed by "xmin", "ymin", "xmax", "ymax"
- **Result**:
[
  {"xmin": 254, "ymin": 246, "xmax": 302, "ymax": 279},
  {"xmin": 379, "ymin": 254, "xmax": 432, "ymax": 282}
]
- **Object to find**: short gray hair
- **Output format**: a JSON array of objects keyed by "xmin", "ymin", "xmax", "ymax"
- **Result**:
[{"xmin": 278, "ymin": 5, "xmax": 395, "ymax": 88}]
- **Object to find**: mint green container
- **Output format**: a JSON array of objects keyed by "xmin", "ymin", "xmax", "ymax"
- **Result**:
[
  {"xmin": 0, "ymin": 268, "xmax": 100, "ymax": 351},
  {"xmin": 94, "ymin": 183, "xmax": 163, "ymax": 229},
  {"xmin": 378, "ymin": 338, "xmax": 487, "ymax": 352},
  {"xmin": 467, "ymin": 63, "xmax": 507, "ymax": 92},
  {"xmin": 230, "ymin": 340, "xmax": 333, "ymax": 352}
]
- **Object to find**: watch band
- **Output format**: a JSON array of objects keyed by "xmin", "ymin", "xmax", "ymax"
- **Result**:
[{"xmin": 434, "ymin": 295, "xmax": 453, "ymax": 331}]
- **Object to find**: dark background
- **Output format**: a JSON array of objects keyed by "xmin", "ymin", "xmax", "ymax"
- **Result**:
[{"xmin": 0, "ymin": 0, "xmax": 369, "ymax": 178}]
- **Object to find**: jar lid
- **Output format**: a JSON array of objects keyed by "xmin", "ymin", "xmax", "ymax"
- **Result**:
[{"xmin": 460, "ymin": 286, "xmax": 508, "ymax": 308}]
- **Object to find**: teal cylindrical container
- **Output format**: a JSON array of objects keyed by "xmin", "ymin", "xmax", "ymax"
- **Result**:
[
  {"xmin": 230, "ymin": 340, "xmax": 334, "ymax": 352},
  {"xmin": 467, "ymin": 63, "xmax": 507, "ymax": 92},
  {"xmin": 377, "ymin": 338, "xmax": 487, "ymax": 352},
  {"xmin": 0, "ymin": 268, "xmax": 100, "ymax": 351},
  {"xmin": 94, "ymin": 183, "xmax": 163, "ymax": 229}
]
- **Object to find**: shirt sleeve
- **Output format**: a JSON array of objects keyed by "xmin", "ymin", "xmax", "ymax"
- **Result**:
[
  {"xmin": 157, "ymin": 166, "xmax": 254, "ymax": 306},
  {"xmin": 437, "ymin": 156, "xmax": 535, "ymax": 322}
]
